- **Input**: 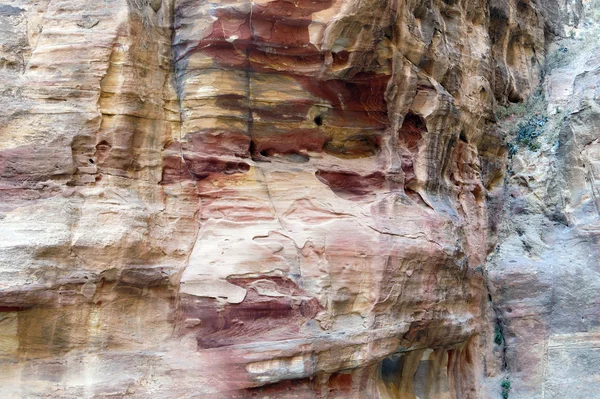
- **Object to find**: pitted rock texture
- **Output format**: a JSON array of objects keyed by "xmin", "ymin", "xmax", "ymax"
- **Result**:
[{"xmin": 0, "ymin": 0, "xmax": 587, "ymax": 398}]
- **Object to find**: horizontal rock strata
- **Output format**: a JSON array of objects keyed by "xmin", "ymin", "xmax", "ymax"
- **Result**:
[{"xmin": 0, "ymin": 0, "xmax": 589, "ymax": 397}]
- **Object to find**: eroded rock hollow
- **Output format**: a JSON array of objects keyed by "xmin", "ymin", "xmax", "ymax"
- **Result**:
[{"xmin": 0, "ymin": 0, "xmax": 597, "ymax": 398}]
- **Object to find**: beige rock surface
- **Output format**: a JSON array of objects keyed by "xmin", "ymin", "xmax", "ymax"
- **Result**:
[
  {"xmin": 486, "ymin": 3, "xmax": 600, "ymax": 397},
  {"xmin": 0, "ymin": 0, "xmax": 594, "ymax": 398}
]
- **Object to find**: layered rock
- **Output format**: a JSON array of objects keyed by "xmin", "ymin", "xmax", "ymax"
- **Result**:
[{"xmin": 0, "ymin": 0, "xmax": 589, "ymax": 398}]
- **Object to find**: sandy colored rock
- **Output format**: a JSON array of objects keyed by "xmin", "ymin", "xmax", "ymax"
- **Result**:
[
  {"xmin": 485, "ymin": 3, "xmax": 600, "ymax": 396},
  {"xmin": 0, "ymin": 0, "xmax": 595, "ymax": 398}
]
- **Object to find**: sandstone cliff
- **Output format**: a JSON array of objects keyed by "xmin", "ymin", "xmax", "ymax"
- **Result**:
[
  {"xmin": 0, "ymin": 0, "xmax": 594, "ymax": 398},
  {"xmin": 485, "ymin": 2, "xmax": 600, "ymax": 397}
]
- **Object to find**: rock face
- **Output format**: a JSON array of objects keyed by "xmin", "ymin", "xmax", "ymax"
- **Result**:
[
  {"xmin": 485, "ymin": 4, "xmax": 600, "ymax": 397},
  {"xmin": 0, "ymin": 0, "xmax": 593, "ymax": 398}
]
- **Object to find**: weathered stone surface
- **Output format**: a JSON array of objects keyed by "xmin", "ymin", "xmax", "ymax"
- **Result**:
[
  {"xmin": 486, "ymin": 4, "xmax": 600, "ymax": 397},
  {"xmin": 0, "ymin": 0, "xmax": 594, "ymax": 398}
]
